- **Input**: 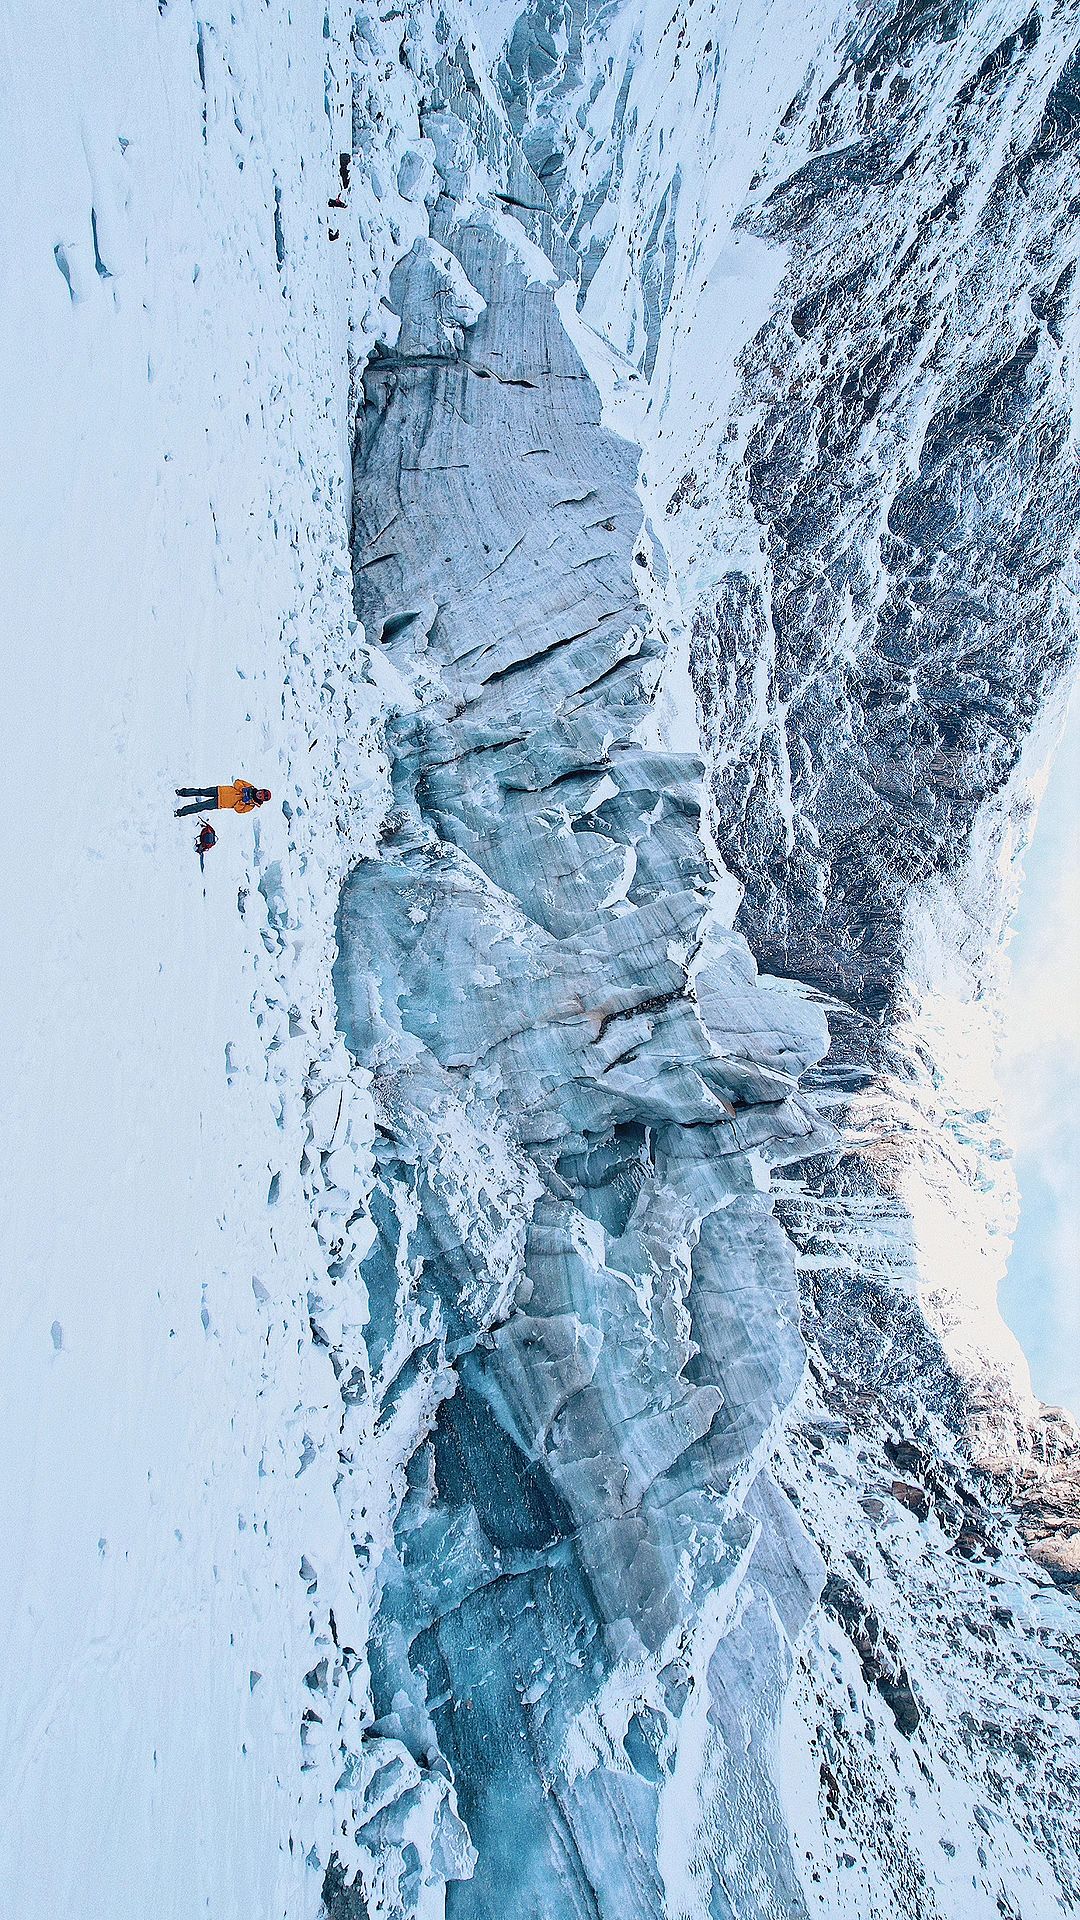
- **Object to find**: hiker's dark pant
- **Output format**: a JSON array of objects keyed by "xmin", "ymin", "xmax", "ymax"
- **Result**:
[{"xmin": 176, "ymin": 787, "xmax": 220, "ymax": 816}]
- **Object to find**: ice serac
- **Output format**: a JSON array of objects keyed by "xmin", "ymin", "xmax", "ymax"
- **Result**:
[{"xmin": 331, "ymin": 72, "xmax": 832, "ymax": 1920}]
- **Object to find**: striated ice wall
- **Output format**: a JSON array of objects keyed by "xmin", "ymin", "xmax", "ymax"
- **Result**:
[
  {"xmin": 320, "ymin": 4, "xmax": 1080, "ymax": 1917},
  {"xmin": 333, "ymin": 79, "xmax": 833, "ymax": 1918}
]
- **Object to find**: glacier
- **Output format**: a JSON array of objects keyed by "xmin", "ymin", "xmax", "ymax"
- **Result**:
[
  {"xmin": 323, "ymin": 4, "xmax": 1080, "ymax": 1916},
  {"xmin": 3, "ymin": 2, "xmax": 1079, "ymax": 1919}
]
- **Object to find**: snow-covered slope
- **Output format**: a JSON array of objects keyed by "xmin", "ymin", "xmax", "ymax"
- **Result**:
[
  {"xmin": 4, "ymin": 2, "xmax": 1079, "ymax": 1919},
  {"xmin": 0, "ymin": 3, "xmax": 424, "ymax": 1912}
]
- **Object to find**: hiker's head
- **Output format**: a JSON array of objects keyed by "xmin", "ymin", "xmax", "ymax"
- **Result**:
[{"xmin": 258, "ymin": 788, "xmax": 272, "ymax": 803}]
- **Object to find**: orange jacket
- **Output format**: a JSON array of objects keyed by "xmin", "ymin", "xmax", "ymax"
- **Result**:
[{"xmin": 218, "ymin": 778, "xmax": 262, "ymax": 813}]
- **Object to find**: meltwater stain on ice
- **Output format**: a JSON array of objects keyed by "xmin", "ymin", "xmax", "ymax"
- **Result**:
[
  {"xmin": 53, "ymin": 243, "xmax": 79, "ymax": 302},
  {"xmin": 90, "ymin": 207, "xmax": 112, "ymax": 281},
  {"xmin": 274, "ymin": 184, "xmax": 286, "ymax": 269}
]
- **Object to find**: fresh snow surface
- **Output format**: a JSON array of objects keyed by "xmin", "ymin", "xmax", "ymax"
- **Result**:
[{"xmin": 0, "ymin": 4, "xmax": 414, "ymax": 1914}]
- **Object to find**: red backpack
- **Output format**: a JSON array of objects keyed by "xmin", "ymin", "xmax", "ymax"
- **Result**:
[{"xmin": 195, "ymin": 821, "xmax": 217, "ymax": 864}]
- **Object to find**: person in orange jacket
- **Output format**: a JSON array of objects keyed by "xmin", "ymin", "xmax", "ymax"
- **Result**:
[{"xmin": 175, "ymin": 779, "xmax": 272, "ymax": 817}]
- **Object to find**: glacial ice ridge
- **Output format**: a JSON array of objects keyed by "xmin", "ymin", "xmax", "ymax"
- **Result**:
[{"xmin": 333, "ymin": 93, "xmax": 832, "ymax": 1919}]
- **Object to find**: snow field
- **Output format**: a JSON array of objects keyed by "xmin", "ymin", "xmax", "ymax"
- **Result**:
[{"xmin": 0, "ymin": 2, "xmax": 438, "ymax": 1913}]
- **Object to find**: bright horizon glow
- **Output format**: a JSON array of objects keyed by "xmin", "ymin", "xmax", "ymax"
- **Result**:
[{"xmin": 998, "ymin": 689, "xmax": 1080, "ymax": 1419}]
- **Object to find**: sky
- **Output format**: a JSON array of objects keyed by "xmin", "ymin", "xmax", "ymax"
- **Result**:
[{"xmin": 998, "ymin": 689, "xmax": 1080, "ymax": 1419}]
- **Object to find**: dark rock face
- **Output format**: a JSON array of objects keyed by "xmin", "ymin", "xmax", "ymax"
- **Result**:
[
  {"xmin": 698, "ymin": 2, "xmax": 1080, "ymax": 1012},
  {"xmin": 820, "ymin": 1572, "xmax": 921, "ymax": 1736}
]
